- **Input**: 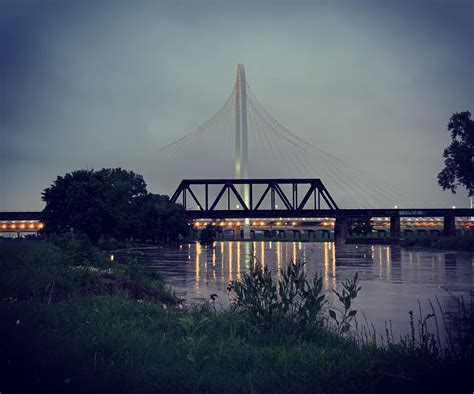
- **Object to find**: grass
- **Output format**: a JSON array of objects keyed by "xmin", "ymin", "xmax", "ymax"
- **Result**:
[{"xmin": 0, "ymin": 238, "xmax": 472, "ymax": 393}]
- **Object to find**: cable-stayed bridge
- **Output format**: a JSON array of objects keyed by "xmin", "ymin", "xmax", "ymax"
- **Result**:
[
  {"xmin": 2, "ymin": 65, "xmax": 473, "ymax": 242},
  {"xmin": 156, "ymin": 65, "xmax": 473, "ymax": 242},
  {"xmin": 156, "ymin": 64, "xmax": 416, "ymax": 210}
]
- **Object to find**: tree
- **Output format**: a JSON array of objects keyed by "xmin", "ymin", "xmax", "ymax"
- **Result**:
[
  {"xmin": 138, "ymin": 193, "xmax": 189, "ymax": 244},
  {"xmin": 437, "ymin": 111, "xmax": 474, "ymax": 197},
  {"xmin": 199, "ymin": 224, "xmax": 216, "ymax": 246},
  {"xmin": 42, "ymin": 168, "xmax": 188, "ymax": 244},
  {"xmin": 348, "ymin": 217, "xmax": 373, "ymax": 236}
]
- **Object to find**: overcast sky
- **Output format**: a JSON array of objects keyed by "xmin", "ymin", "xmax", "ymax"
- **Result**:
[{"xmin": 1, "ymin": 0, "xmax": 473, "ymax": 210}]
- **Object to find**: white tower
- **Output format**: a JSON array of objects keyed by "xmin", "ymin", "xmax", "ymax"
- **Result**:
[{"xmin": 235, "ymin": 64, "xmax": 250, "ymax": 238}]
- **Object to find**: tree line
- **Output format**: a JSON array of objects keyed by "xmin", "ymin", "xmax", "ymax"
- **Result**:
[{"xmin": 41, "ymin": 168, "xmax": 189, "ymax": 244}]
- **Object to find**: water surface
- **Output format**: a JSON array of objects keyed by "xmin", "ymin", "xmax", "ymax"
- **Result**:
[{"xmin": 117, "ymin": 241, "xmax": 473, "ymax": 340}]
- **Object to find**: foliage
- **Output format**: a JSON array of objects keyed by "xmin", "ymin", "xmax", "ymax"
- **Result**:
[
  {"xmin": 42, "ymin": 168, "xmax": 188, "ymax": 244},
  {"xmin": 1, "ymin": 240, "xmax": 473, "ymax": 393},
  {"xmin": 0, "ymin": 239, "xmax": 177, "ymax": 305},
  {"xmin": 229, "ymin": 260, "xmax": 326, "ymax": 332},
  {"xmin": 348, "ymin": 217, "xmax": 373, "ymax": 236},
  {"xmin": 329, "ymin": 272, "xmax": 361, "ymax": 334},
  {"xmin": 199, "ymin": 224, "xmax": 216, "ymax": 246},
  {"xmin": 437, "ymin": 111, "xmax": 474, "ymax": 196},
  {"xmin": 137, "ymin": 193, "xmax": 189, "ymax": 244}
]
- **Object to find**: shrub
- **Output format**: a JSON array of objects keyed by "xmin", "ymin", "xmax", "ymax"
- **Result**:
[{"xmin": 229, "ymin": 260, "xmax": 326, "ymax": 333}]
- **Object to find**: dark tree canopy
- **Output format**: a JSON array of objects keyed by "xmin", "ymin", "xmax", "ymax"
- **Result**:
[
  {"xmin": 42, "ymin": 168, "xmax": 188, "ymax": 243},
  {"xmin": 348, "ymin": 217, "xmax": 373, "ymax": 236},
  {"xmin": 437, "ymin": 111, "xmax": 474, "ymax": 197},
  {"xmin": 199, "ymin": 224, "xmax": 217, "ymax": 246}
]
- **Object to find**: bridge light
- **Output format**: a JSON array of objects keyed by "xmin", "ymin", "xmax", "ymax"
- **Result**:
[
  {"xmin": 394, "ymin": 205, "xmax": 398, "ymax": 209},
  {"xmin": 292, "ymin": 222, "xmax": 297, "ymax": 226},
  {"xmin": 236, "ymin": 222, "xmax": 241, "ymax": 226},
  {"xmin": 260, "ymin": 221, "xmax": 265, "ymax": 226},
  {"xmin": 29, "ymin": 224, "xmax": 35, "ymax": 229},
  {"xmin": 236, "ymin": 204, "xmax": 240, "ymax": 209},
  {"xmin": 11, "ymin": 224, "xmax": 16, "ymax": 229},
  {"xmin": 38, "ymin": 223, "xmax": 44, "ymax": 229},
  {"xmin": 452, "ymin": 205, "xmax": 456, "ymax": 209},
  {"xmin": 275, "ymin": 204, "xmax": 279, "ymax": 208}
]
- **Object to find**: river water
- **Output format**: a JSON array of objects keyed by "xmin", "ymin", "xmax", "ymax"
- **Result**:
[{"xmin": 116, "ymin": 241, "xmax": 473, "ymax": 341}]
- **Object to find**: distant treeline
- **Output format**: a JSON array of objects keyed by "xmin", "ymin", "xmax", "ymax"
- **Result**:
[{"xmin": 41, "ymin": 168, "xmax": 189, "ymax": 244}]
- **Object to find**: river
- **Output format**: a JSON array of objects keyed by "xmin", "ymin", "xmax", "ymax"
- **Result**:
[{"xmin": 116, "ymin": 241, "xmax": 473, "ymax": 341}]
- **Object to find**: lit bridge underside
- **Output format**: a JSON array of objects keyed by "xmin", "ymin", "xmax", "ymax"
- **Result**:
[{"xmin": 0, "ymin": 212, "xmax": 44, "ymax": 234}]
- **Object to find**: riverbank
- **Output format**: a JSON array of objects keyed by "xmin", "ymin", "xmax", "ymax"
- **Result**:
[
  {"xmin": 1, "ymin": 239, "xmax": 472, "ymax": 393},
  {"xmin": 400, "ymin": 235, "xmax": 474, "ymax": 252}
]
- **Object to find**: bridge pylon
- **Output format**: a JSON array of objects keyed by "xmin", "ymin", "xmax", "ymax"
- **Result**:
[{"xmin": 235, "ymin": 65, "xmax": 250, "ymax": 238}]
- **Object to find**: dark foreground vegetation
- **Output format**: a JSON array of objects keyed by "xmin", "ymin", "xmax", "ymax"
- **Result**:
[{"xmin": 1, "ymin": 239, "xmax": 472, "ymax": 394}]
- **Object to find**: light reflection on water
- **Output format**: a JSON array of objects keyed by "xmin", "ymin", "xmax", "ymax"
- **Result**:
[{"xmin": 117, "ymin": 241, "xmax": 473, "ymax": 340}]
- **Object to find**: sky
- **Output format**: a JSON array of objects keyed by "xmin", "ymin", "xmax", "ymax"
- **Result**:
[{"xmin": 1, "ymin": 0, "xmax": 473, "ymax": 210}]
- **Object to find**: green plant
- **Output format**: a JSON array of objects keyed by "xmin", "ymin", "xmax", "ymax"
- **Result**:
[
  {"xmin": 230, "ymin": 259, "xmax": 326, "ymax": 332},
  {"xmin": 178, "ymin": 314, "xmax": 211, "ymax": 365},
  {"xmin": 1, "ymin": 241, "xmax": 473, "ymax": 393},
  {"xmin": 329, "ymin": 272, "xmax": 361, "ymax": 334}
]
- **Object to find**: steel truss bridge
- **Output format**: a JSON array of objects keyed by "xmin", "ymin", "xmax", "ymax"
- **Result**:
[
  {"xmin": 169, "ymin": 178, "xmax": 474, "ymax": 242},
  {"xmin": 169, "ymin": 178, "xmax": 339, "ymax": 218}
]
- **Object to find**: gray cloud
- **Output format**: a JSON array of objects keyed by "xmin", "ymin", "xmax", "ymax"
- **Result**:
[{"xmin": 1, "ymin": 0, "xmax": 473, "ymax": 210}]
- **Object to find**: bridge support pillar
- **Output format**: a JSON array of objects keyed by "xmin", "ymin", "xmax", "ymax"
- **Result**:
[
  {"xmin": 334, "ymin": 216, "xmax": 348, "ymax": 244},
  {"xmin": 390, "ymin": 216, "xmax": 401, "ymax": 239},
  {"xmin": 234, "ymin": 225, "xmax": 241, "ymax": 240},
  {"xmin": 443, "ymin": 216, "xmax": 456, "ymax": 237}
]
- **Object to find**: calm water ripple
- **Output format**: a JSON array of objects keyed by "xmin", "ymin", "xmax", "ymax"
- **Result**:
[{"xmin": 117, "ymin": 241, "xmax": 474, "ymax": 340}]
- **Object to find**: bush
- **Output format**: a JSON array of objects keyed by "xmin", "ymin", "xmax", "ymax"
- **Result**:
[
  {"xmin": 229, "ymin": 260, "xmax": 327, "ymax": 334},
  {"xmin": 199, "ymin": 224, "xmax": 216, "ymax": 246}
]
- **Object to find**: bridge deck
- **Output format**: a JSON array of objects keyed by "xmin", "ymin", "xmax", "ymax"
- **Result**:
[
  {"xmin": 1, "ymin": 208, "xmax": 473, "ymax": 222},
  {"xmin": 184, "ymin": 208, "xmax": 474, "ymax": 219}
]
